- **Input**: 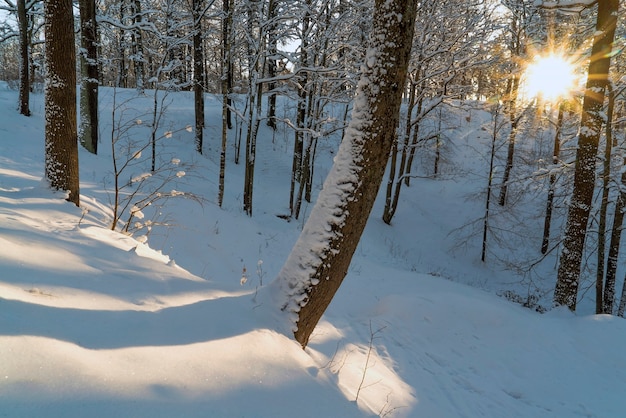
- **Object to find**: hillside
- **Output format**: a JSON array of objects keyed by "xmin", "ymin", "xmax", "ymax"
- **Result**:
[{"xmin": 1, "ymin": 84, "xmax": 625, "ymax": 417}]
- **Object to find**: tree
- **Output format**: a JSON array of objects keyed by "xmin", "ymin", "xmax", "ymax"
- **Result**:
[
  {"xmin": 554, "ymin": 0, "xmax": 620, "ymax": 310},
  {"xmin": 498, "ymin": 0, "xmax": 541, "ymax": 207},
  {"xmin": 273, "ymin": 0, "xmax": 418, "ymax": 348},
  {"xmin": 381, "ymin": 0, "xmax": 495, "ymax": 224},
  {"xmin": 265, "ymin": 0, "xmax": 278, "ymax": 130},
  {"xmin": 219, "ymin": 0, "xmax": 232, "ymax": 207},
  {"xmin": 602, "ymin": 84, "xmax": 623, "ymax": 314},
  {"xmin": 242, "ymin": 0, "xmax": 265, "ymax": 216},
  {"xmin": 17, "ymin": 0, "xmax": 30, "ymax": 116},
  {"xmin": 78, "ymin": 0, "xmax": 99, "ymax": 154},
  {"xmin": 192, "ymin": 0, "xmax": 205, "ymax": 154},
  {"xmin": 44, "ymin": 0, "xmax": 80, "ymax": 206}
]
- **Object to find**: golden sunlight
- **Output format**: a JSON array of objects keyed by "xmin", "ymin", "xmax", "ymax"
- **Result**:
[{"xmin": 522, "ymin": 54, "xmax": 577, "ymax": 102}]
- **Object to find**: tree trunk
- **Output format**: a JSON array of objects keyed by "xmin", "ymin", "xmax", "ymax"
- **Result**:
[
  {"xmin": 242, "ymin": 0, "xmax": 263, "ymax": 216},
  {"xmin": 44, "ymin": 0, "xmax": 80, "ymax": 207},
  {"xmin": 554, "ymin": 0, "xmax": 619, "ymax": 310},
  {"xmin": 383, "ymin": 77, "xmax": 416, "ymax": 225},
  {"xmin": 117, "ymin": 0, "xmax": 127, "ymax": 88},
  {"xmin": 289, "ymin": 6, "xmax": 310, "ymax": 217},
  {"xmin": 404, "ymin": 76, "xmax": 427, "ymax": 187},
  {"xmin": 79, "ymin": 0, "xmax": 99, "ymax": 154},
  {"xmin": 498, "ymin": 75, "xmax": 519, "ymax": 206},
  {"xmin": 601, "ymin": 84, "xmax": 618, "ymax": 314},
  {"xmin": 596, "ymin": 84, "xmax": 615, "ymax": 313},
  {"xmin": 541, "ymin": 103, "xmax": 564, "ymax": 254},
  {"xmin": 483, "ymin": 104, "xmax": 501, "ymax": 262},
  {"xmin": 133, "ymin": 0, "xmax": 144, "ymax": 92},
  {"xmin": 219, "ymin": 0, "xmax": 232, "ymax": 207},
  {"xmin": 273, "ymin": 0, "xmax": 418, "ymax": 348},
  {"xmin": 266, "ymin": 0, "xmax": 278, "ymax": 130},
  {"xmin": 193, "ymin": 0, "xmax": 204, "ymax": 154},
  {"xmin": 17, "ymin": 0, "xmax": 30, "ymax": 116}
]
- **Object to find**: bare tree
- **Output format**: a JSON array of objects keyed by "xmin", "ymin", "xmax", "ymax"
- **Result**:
[{"xmin": 273, "ymin": 0, "xmax": 418, "ymax": 348}]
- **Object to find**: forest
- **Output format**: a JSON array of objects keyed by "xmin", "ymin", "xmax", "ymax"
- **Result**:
[{"xmin": 0, "ymin": 1, "xmax": 626, "ymax": 416}]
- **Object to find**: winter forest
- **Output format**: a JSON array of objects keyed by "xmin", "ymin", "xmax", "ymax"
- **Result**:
[{"xmin": 1, "ymin": 0, "xmax": 626, "ymax": 417}]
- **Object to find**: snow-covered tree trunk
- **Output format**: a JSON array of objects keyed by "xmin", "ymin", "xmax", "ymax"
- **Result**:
[
  {"xmin": 273, "ymin": 0, "xmax": 418, "ymax": 348},
  {"xmin": 44, "ymin": 0, "xmax": 79, "ymax": 206},
  {"xmin": 554, "ymin": 0, "xmax": 620, "ymax": 310}
]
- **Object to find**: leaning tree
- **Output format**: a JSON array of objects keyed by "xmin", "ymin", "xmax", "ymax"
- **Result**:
[{"xmin": 272, "ymin": 0, "xmax": 419, "ymax": 348}]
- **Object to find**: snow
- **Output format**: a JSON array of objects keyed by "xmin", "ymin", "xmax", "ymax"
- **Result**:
[{"xmin": 0, "ymin": 86, "xmax": 625, "ymax": 417}]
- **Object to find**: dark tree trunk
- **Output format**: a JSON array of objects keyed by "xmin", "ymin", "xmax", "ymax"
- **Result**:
[
  {"xmin": 554, "ymin": 0, "xmax": 619, "ymax": 310},
  {"xmin": 117, "ymin": 0, "xmax": 128, "ymax": 88},
  {"xmin": 44, "ymin": 0, "xmax": 80, "ymax": 206},
  {"xmin": 242, "ymin": 0, "xmax": 263, "ymax": 217},
  {"xmin": 219, "ymin": 0, "xmax": 232, "ymax": 207},
  {"xmin": 266, "ymin": 0, "xmax": 278, "ymax": 130},
  {"xmin": 289, "ymin": 5, "xmax": 310, "ymax": 217},
  {"xmin": 274, "ymin": 0, "xmax": 418, "ymax": 348},
  {"xmin": 193, "ymin": 0, "xmax": 205, "ymax": 154},
  {"xmin": 383, "ymin": 77, "xmax": 416, "ymax": 225},
  {"xmin": 541, "ymin": 103, "xmax": 564, "ymax": 254},
  {"xmin": 601, "ymin": 84, "xmax": 618, "ymax": 314},
  {"xmin": 596, "ymin": 84, "xmax": 615, "ymax": 313},
  {"xmin": 79, "ymin": 0, "xmax": 99, "ymax": 154},
  {"xmin": 17, "ymin": 0, "xmax": 30, "ymax": 116},
  {"xmin": 132, "ymin": 0, "xmax": 144, "ymax": 92},
  {"xmin": 498, "ymin": 75, "xmax": 519, "ymax": 206}
]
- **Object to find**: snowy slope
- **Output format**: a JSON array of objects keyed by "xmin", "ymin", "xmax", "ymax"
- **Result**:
[{"xmin": 1, "ymin": 83, "xmax": 625, "ymax": 417}]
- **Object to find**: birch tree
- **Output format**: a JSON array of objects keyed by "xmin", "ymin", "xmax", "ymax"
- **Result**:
[{"xmin": 273, "ymin": 0, "xmax": 418, "ymax": 348}]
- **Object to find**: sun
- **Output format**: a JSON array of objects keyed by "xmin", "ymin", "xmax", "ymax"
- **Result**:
[{"xmin": 522, "ymin": 53, "xmax": 578, "ymax": 102}]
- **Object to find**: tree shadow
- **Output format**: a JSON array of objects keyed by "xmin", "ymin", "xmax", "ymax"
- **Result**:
[{"xmin": 0, "ymin": 292, "xmax": 266, "ymax": 349}]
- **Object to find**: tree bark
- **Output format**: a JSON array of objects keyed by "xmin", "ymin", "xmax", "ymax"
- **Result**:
[
  {"xmin": 596, "ymin": 83, "xmax": 615, "ymax": 313},
  {"xmin": 193, "ymin": 0, "xmax": 204, "ymax": 154},
  {"xmin": 601, "ymin": 84, "xmax": 618, "ymax": 314},
  {"xmin": 44, "ymin": 0, "xmax": 80, "ymax": 206},
  {"xmin": 17, "ymin": 0, "xmax": 30, "ymax": 116},
  {"xmin": 273, "ymin": 0, "xmax": 418, "ymax": 348},
  {"xmin": 132, "ymin": 0, "xmax": 144, "ymax": 92},
  {"xmin": 383, "ymin": 76, "xmax": 416, "ymax": 225},
  {"xmin": 219, "ymin": 0, "xmax": 232, "ymax": 207},
  {"xmin": 554, "ymin": 0, "xmax": 619, "ymax": 310},
  {"xmin": 79, "ymin": 0, "xmax": 99, "ymax": 154},
  {"xmin": 541, "ymin": 103, "xmax": 564, "ymax": 254},
  {"xmin": 266, "ymin": 0, "xmax": 278, "ymax": 130},
  {"xmin": 289, "ymin": 4, "xmax": 310, "ymax": 218}
]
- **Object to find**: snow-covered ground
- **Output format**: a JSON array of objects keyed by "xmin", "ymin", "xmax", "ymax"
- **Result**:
[{"xmin": 1, "ymin": 82, "xmax": 625, "ymax": 417}]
